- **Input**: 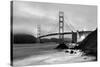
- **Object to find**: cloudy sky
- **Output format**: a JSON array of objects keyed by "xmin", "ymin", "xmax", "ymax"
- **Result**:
[{"xmin": 13, "ymin": 1, "xmax": 97, "ymax": 37}]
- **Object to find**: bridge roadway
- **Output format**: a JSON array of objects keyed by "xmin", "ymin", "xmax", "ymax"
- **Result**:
[{"xmin": 38, "ymin": 31, "xmax": 92, "ymax": 38}]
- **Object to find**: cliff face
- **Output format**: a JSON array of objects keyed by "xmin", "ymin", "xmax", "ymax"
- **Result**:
[
  {"xmin": 13, "ymin": 34, "xmax": 37, "ymax": 44},
  {"xmin": 75, "ymin": 29, "xmax": 97, "ymax": 57}
]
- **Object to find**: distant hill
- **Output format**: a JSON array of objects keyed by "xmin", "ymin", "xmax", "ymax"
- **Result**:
[
  {"xmin": 13, "ymin": 34, "xmax": 37, "ymax": 44},
  {"xmin": 40, "ymin": 38, "xmax": 72, "ymax": 43}
]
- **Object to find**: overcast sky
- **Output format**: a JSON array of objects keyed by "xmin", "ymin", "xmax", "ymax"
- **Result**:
[{"xmin": 13, "ymin": 1, "xmax": 97, "ymax": 37}]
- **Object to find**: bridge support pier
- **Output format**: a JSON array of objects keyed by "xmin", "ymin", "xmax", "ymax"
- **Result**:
[{"xmin": 72, "ymin": 31, "xmax": 77, "ymax": 43}]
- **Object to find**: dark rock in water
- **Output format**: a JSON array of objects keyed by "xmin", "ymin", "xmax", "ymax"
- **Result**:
[
  {"xmin": 65, "ymin": 50, "xmax": 69, "ymax": 53},
  {"xmin": 70, "ymin": 50, "xmax": 74, "ymax": 54},
  {"xmin": 74, "ymin": 52, "xmax": 76, "ymax": 54},
  {"xmin": 84, "ymin": 57, "xmax": 87, "ymax": 59},
  {"xmin": 74, "ymin": 29, "xmax": 97, "ymax": 59},
  {"xmin": 13, "ymin": 34, "xmax": 37, "ymax": 44},
  {"xmin": 55, "ymin": 43, "xmax": 68, "ymax": 49}
]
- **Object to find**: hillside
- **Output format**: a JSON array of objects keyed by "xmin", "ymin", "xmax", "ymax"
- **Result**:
[
  {"xmin": 13, "ymin": 34, "xmax": 37, "ymax": 44},
  {"xmin": 75, "ymin": 29, "xmax": 97, "ymax": 58}
]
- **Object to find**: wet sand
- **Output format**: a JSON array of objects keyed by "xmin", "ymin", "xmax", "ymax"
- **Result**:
[{"xmin": 13, "ymin": 50, "xmax": 96, "ymax": 66}]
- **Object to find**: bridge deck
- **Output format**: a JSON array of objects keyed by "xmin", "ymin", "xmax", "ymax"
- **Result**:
[{"xmin": 39, "ymin": 31, "xmax": 92, "ymax": 38}]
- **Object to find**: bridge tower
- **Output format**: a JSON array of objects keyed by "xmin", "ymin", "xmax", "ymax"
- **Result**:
[
  {"xmin": 55, "ymin": 11, "xmax": 68, "ymax": 49},
  {"xmin": 59, "ymin": 11, "xmax": 64, "ymax": 42},
  {"xmin": 37, "ymin": 25, "xmax": 41, "ymax": 43}
]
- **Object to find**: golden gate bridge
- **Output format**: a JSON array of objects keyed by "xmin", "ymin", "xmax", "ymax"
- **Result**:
[{"xmin": 36, "ymin": 11, "xmax": 92, "ymax": 49}]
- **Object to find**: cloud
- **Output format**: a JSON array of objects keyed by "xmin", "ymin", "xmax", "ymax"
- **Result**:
[{"xmin": 13, "ymin": 1, "xmax": 97, "ymax": 37}]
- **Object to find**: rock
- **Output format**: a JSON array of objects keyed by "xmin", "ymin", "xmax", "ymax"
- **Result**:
[{"xmin": 74, "ymin": 29, "xmax": 97, "ymax": 58}]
